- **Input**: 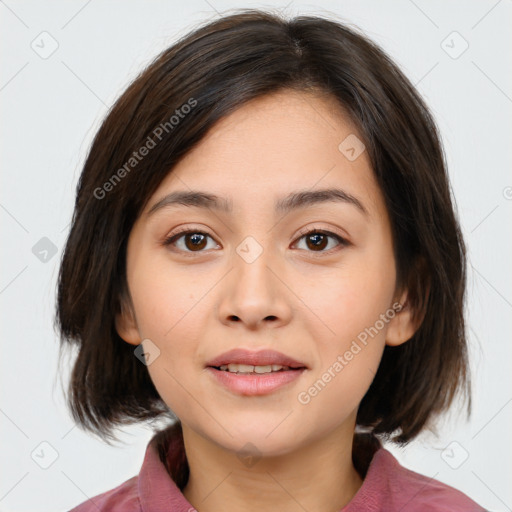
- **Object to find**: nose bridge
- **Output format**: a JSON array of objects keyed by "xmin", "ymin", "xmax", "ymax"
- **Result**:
[
  {"xmin": 233, "ymin": 233, "xmax": 276, "ymax": 298},
  {"xmin": 235, "ymin": 234, "xmax": 267, "ymax": 268},
  {"xmin": 217, "ymin": 232, "xmax": 291, "ymax": 327}
]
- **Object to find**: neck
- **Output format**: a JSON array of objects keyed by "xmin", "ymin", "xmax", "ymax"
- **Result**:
[{"xmin": 181, "ymin": 421, "xmax": 363, "ymax": 512}]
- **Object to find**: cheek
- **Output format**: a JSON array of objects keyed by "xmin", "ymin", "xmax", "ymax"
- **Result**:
[
  {"xmin": 296, "ymin": 243, "xmax": 396, "ymax": 403},
  {"xmin": 128, "ymin": 249, "xmax": 204, "ymax": 340},
  {"xmin": 302, "ymin": 249, "xmax": 396, "ymax": 353},
  {"xmin": 127, "ymin": 254, "xmax": 210, "ymax": 406},
  {"xmin": 130, "ymin": 269, "xmax": 210, "ymax": 415},
  {"xmin": 295, "ymin": 285, "xmax": 392, "ymax": 428}
]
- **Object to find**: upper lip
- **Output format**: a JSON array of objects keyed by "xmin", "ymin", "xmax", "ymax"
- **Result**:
[{"xmin": 206, "ymin": 349, "xmax": 308, "ymax": 369}]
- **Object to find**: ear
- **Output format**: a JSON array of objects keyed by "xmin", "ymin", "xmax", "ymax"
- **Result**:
[
  {"xmin": 115, "ymin": 298, "xmax": 141, "ymax": 346},
  {"xmin": 386, "ymin": 257, "xmax": 430, "ymax": 347}
]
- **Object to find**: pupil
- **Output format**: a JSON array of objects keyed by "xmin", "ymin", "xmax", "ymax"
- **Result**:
[
  {"xmin": 184, "ymin": 233, "xmax": 328, "ymax": 251},
  {"xmin": 308, "ymin": 233, "xmax": 327, "ymax": 250},
  {"xmin": 187, "ymin": 233, "xmax": 207, "ymax": 250}
]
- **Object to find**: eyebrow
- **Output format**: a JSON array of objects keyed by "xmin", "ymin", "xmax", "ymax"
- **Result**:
[{"xmin": 146, "ymin": 188, "xmax": 368, "ymax": 217}]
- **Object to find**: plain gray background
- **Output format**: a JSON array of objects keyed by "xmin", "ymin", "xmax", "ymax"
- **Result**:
[{"xmin": 1, "ymin": 1, "xmax": 511, "ymax": 511}]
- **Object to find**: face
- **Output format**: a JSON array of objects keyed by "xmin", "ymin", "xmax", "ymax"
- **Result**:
[{"xmin": 116, "ymin": 89, "xmax": 416, "ymax": 457}]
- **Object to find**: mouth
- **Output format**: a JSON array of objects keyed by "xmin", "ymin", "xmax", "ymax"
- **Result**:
[
  {"xmin": 209, "ymin": 363, "xmax": 305, "ymax": 374},
  {"xmin": 206, "ymin": 365, "xmax": 307, "ymax": 396},
  {"xmin": 205, "ymin": 348, "xmax": 308, "ymax": 396},
  {"xmin": 205, "ymin": 348, "xmax": 308, "ymax": 370}
]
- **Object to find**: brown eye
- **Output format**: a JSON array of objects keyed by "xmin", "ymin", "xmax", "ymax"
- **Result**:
[
  {"xmin": 163, "ymin": 230, "xmax": 218, "ymax": 252},
  {"xmin": 183, "ymin": 233, "xmax": 208, "ymax": 251},
  {"xmin": 294, "ymin": 229, "xmax": 347, "ymax": 253},
  {"xmin": 163, "ymin": 227, "xmax": 347, "ymax": 255}
]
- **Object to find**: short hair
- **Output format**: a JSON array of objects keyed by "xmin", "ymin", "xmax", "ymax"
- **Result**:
[{"xmin": 55, "ymin": 8, "xmax": 470, "ymax": 445}]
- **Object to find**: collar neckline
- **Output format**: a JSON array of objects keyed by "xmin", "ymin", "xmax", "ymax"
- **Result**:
[{"xmin": 139, "ymin": 422, "xmax": 386, "ymax": 510}]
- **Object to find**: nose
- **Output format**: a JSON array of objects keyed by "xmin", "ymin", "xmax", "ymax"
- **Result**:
[{"xmin": 217, "ymin": 241, "xmax": 293, "ymax": 330}]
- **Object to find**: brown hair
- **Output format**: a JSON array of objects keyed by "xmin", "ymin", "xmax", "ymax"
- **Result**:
[{"xmin": 55, "ymin": 8, "xmax": 470, "ymax": 445}]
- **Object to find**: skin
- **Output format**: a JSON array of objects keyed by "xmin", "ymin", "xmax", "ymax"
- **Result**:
[{"xmin": 116, "ymin": 89, "xmax": 420, "ymax": 512}]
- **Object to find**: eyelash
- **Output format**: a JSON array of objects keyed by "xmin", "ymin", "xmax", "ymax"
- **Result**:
[{"xmin": 162, "ymin": 226, "xmax": 349, "ymax": 256}]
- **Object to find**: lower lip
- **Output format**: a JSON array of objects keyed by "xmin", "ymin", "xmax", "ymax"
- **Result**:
[{"xmin": 206, "ymin": 367, "xmax": 306, "ymax": 396}]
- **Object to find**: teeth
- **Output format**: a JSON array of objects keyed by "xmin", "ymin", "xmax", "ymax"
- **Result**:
[{"xmin": 218, "ymin": 363, "xmax": 291, "ymax": 373}]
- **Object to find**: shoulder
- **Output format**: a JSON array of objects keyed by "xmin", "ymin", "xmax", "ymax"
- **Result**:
[
  {"xmin": 373, "ymin": 449, "xmax": 487, "ymax": 511},
  {"xmin": 68, "ymin": 475, "xmax": 140, "ymax": 512}
]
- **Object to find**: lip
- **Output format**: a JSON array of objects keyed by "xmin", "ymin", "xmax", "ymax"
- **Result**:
[
  {"xmin": 205, "ymin": 348, "xmax": 308, "ymax": 369},
  {"xmin": 207, "ymin": 366, "xmax": 307, "ymax": 396}
]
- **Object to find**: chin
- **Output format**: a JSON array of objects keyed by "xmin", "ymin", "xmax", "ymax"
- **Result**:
[{"xmin": 210, "ymin": 420, "xmax": 306, "ymax": 458}]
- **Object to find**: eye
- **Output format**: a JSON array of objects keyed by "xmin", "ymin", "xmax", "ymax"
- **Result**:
[
  {"xmin": 293, "ymin": 227, "xmax": 348, "ymax": 253},
  {"xmin": 162, "ymin": 226, "xmax": 349, "ymax": 255},
  {"xmin": 163, "ymin": 228, "xmax": 219, "ymax": 253}
]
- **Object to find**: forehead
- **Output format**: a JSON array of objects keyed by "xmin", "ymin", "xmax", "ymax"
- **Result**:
[{"xmin": 145, "ymin": 90, "xmax": 383, "ymax": 219}]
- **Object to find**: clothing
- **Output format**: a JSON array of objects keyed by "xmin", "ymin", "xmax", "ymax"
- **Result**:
[{"xmin": 69, "ymin": 422, "xmax": 487, "ymax": 512}]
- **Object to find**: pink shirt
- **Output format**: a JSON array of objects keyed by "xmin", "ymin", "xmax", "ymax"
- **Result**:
[{"xmin": 69, "ymin": 424, "xmax": 487, "ymax": 512}]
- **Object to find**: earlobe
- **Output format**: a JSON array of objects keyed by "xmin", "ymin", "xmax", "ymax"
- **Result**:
[
  {"xmin": 386, "ymin": 257, "xmax": 430, "ymax": 346},
  {"xmin": 385, "ymin": 297, "xmax": 417, "ymax": 347},
  {"xmin": 115, "ymin": 306, "xmax": 141, "ymax": 346},
  {"xmin": 385, "ymin": 289, "xmax": 425, "ymax": 347}
]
